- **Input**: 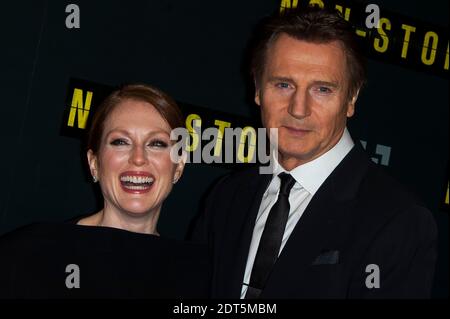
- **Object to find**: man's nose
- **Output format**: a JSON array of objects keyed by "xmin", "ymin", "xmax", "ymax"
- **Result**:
[{"xmin": 288, "ymin": 89, "xmax": 311, "ymax": 119}]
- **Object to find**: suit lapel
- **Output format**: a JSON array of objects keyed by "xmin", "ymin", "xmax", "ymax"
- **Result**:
[{"xmin": 261, "ymin": 145, "xmax": 370, "ymax": 297}]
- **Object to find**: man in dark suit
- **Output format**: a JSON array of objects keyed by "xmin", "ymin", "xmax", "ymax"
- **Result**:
[{"xmin": 193, "ymin": 8, "xmax": 437, "ymax": 298}]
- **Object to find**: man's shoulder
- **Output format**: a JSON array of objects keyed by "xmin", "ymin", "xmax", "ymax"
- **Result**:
[
  {"xmin": 353, "ymin": 161, "xmax": 436, "ymax": 236},
  {"xmin": 339, "ymin": 144, "xmax": 426, "ymax": 209},
  {"xmin": 362, "ymin": 161, "xmax": 425, "ymax": 208},
  {"xmin": 203, "ymin": 166, "xmax": 269, "ymax": 213},
  {"xmin": 334, "ymin": 145, "xmax": 432, "ymax": 226},
  {"xmin": 211, "ymin": 166, "xmax": 265, "ymax": 190}
]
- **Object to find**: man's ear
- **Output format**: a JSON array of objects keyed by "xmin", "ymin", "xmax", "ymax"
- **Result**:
[
  {"xmin": 255, "ymin": 89, "xmax": 261, "ymax": 106},
  {"xmin": 346, "ymin": 88, "xmax": 360, "ymax": 118},
  {"xmin": 254, "ymin": 79, "xmax": 261, "ymax": 106},
  {"xmin": 87, "ymin": 150, "xmax": 98, "ymax": 179}
]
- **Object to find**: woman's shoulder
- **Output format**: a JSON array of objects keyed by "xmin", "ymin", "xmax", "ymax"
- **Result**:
[
  {"xmin": 64, "ymin": 213, "xmax": 95, "ymax": 225},
  {"xmin": 0, "ymin": 222, "xmax": 60, "ymax": 247},
  {"xmin": 0, "ymin": 212, "xmax": 100, "ymax": 245}
]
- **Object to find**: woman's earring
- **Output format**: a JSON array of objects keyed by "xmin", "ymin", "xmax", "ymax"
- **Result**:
[{"xmin": 93, "ymin": 176, "xmax": 98, "ymax": 183}]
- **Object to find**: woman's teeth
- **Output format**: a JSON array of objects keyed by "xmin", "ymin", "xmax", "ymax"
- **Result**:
[
  {"xmin": 120, "ymin": 176, "xmax": 154, "ymax": 190},
  {"xmin": 120, "ymin": 176, "xmax": 154, "ymax": 184}
]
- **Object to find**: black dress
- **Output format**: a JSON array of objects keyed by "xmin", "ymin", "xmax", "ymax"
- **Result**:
[{"xmin": 0, "ymin": 218, "xmax": 210, "ymax": 299}]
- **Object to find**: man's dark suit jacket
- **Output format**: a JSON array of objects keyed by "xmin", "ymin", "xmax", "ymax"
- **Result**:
[{"xmin": 193, "ymin": 144, "xmax": 438, "ymax": 298}]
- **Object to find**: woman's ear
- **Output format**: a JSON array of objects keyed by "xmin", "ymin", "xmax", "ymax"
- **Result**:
[
  {"xmin": 173, "ymin": 153, "xmax": 186, "ymax": 184},
  {"xmin": 87, "ymin": 150, "xmax": 98, "ymax": 181}
]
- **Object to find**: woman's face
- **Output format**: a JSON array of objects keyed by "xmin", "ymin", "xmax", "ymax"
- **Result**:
[{"xmin": 87, "ymin": 99, "xmax": 184, "ymax": 217}]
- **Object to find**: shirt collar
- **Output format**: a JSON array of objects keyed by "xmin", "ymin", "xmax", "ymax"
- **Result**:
[{"xmin": 271, "ymin": 127, "xmax": 354, "ymax": 196}]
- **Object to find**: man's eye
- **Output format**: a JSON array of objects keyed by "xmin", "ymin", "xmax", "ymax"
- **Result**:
[
  {"xmin": 317, "ymin": 86, "xmax": 332, "ymax": 93},
  {"xmin": 110, "ymin": 139, "xmax": 128, "ymax": 146},
  {"xmin": 276, "ymin": 82, "xmax": 291, "ymax": 89},
  {"xmin": 149, "ymin": 140, "xmax": 168, "ymax": 148}
]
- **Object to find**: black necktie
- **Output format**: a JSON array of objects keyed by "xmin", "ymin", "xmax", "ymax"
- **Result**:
[{"xmin": 245, "ymin": 172, "xmax": 296, "ymax": 299}]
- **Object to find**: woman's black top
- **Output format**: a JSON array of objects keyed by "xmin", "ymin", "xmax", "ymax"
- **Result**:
[{"xmin": 0, "ymin": 218, "xmax": 210, "ymax": 299}]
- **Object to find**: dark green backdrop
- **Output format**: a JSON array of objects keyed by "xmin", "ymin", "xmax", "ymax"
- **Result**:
[{"xmin": 0, "ymin": 0, "xmax": 447, "ymax": 298}]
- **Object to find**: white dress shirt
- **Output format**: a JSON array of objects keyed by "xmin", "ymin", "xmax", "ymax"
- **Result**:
[{"xmin": 240, "ymin": 128, "xmax": 355, "ymax": 298}]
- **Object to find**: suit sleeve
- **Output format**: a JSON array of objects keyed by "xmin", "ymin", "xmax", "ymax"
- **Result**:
[{"xmin": 349, "ymin": 205, "xmax": 438, "ymax": 298}]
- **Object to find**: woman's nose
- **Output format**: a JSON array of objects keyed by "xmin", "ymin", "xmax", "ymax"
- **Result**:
[{"xmin": 129, "ymin": 146, "xmax": 148, "ymax": 166}]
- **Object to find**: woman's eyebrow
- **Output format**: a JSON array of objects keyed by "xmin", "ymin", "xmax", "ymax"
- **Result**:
[{"xmin": 105, "ymin": 128, "xmax": 171, "ymax": 138}]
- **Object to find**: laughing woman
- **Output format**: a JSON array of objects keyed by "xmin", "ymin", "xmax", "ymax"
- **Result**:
[{"xmin": 0, "ymin": 84, "xmax": 209, "ymax": 298}]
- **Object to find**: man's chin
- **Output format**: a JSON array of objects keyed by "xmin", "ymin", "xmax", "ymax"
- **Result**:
[
  {"xmin": 277, "ymin": 147, "xmax": 315, "ymax": 165},
  {"xmin": 278, "ymin": 142, "xmax": 314, "ymax": 156}
]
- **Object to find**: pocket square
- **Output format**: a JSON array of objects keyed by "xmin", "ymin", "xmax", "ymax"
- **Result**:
[{"xmin": 311, "ymin": 250, "xmax": 340, "ymax": 265}]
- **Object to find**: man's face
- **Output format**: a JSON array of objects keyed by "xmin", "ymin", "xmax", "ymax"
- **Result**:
[{"xmin": 256, "ymin": 34, "xmax": 358, "ymax": 170}]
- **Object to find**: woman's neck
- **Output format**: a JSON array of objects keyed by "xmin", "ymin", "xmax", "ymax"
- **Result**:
[{"xmin": 79, "ymin": 207, "xmax": 160, "ymax": 235}]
